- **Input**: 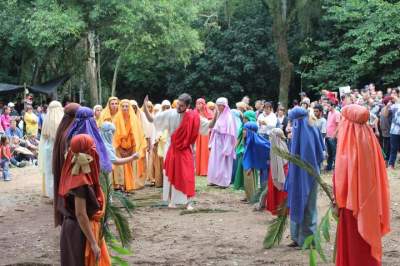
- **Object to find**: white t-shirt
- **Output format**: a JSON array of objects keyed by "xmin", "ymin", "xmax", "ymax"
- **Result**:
[{"xmin": 257, "ymin": 112, "xmax": 277, "ymax": 135}]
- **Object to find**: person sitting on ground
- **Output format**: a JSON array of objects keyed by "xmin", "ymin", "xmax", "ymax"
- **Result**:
[{"xmin": 6, "ymin": 120, "xmax": 23, "ymax": 139}]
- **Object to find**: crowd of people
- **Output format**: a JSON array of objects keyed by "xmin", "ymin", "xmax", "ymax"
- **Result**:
[{"xmin": 0, "ymin": 84, "xmax": 397, "ymax": 265}]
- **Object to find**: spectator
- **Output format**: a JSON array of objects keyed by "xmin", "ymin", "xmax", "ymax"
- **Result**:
[
  {"xmin": 38, "ymin": 104, "xmax": 47, "ymax": 134},
  {"xmin": 385, "ymin": 96, "xmax": 400, "ymax": 169},
  {"xmin": 241, "ymin": 95, "xmax": 250, "ymax": 106},
  {"xmin": 257, "ymin": 102, "xmax": 277, "ymax": 140},
  {"xmin": 380, "ymin": 96, "xmax": 392, "ymax": 163},
  {"xmin": 8, "ymin": 102, "xmax": 20, "ymax": 117},
  {"xmin": 276, "ymin": 106, "xmax": 288, "ymax": 136},
  {"xmin": 1, "ymin": 106, "xmax": 11, "ymax": 131},
  {"xmin": 6, "ymin": 120, "xmax": 23, "ymax": 139},
  {"xmin": 24, "ymin": 105, "xmax": 39, "ymax": 137},
  {"xmin": 313, "ymin": 104, "xmax": 327, "ymax": 138},
  {"xmin": 325, "ymin": 100, "xmax": 340, "ymax": 171}
]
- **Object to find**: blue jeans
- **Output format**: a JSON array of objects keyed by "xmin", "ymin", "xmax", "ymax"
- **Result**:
[
  {"xmin": 1, "ymin": 158, "xmax": 10, "ymax": 181},
  {"xmin": 325, "ymin": 138, "xmax": 337, "ymax": 170},
  {"xmin": 389, "ymin": 134, "xmax": 400, "ymax": 167},
  {"xmin": 290, "ymin": 183, "xmax": 318, "ymax": 246}
]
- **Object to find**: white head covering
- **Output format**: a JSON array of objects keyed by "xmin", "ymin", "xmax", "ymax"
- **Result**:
[
  {"xmin": 161, "ymin": 100, "xmax": 171, "ymax": 107},
  {"xmin": 130, "ymin": 100, "xmax": 138, "ymax": 107},
  {"xmin": 93, "ymin": 105, "xmax": 102, "ymax": 111},
  {"xmin": 216, "ymin": 97, "xmax": 228, "ymax": 106},
  {"xmin": 41, "ymin": 101, "xmax": 64, "ymax": 140}
]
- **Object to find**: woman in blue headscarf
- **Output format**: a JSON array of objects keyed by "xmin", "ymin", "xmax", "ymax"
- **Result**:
[
  {"xmin": 67, "ymin": 107, "xmax": 113, "ymax": 173},
  {"xmin": 285, "ymin": 107, "xmax": 324, "ymax": 247},
  {"xmin": 242, "ymin": 121, "xmax": 270, "ymax": 202}
]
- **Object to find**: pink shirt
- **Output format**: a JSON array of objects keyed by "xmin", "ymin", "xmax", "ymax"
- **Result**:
[
  {"xmin": 0, "ymin": 114, "xmax": 11, "ymax": 131},
  {"xmin": 326, "ymin": 109, "xmax": 340, "ymax": 138}
]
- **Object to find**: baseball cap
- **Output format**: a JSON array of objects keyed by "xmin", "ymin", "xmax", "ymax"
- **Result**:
[{"xmin": 7, "ymin": 102, "xmax": 15, "ymax": 108}]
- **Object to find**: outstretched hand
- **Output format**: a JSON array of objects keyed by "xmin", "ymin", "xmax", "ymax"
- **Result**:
[{"xmin": 143, "ymin": 95, "xmax": 149, "ymax": 107}]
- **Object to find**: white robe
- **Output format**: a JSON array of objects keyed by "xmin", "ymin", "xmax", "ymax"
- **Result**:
[
  {"xmin": 154, "ymin": 109, "xmax": 209, "ymax": 205},
  {"xmin": 38, "ymin": 137, "xmax": 55, "ymax": 199}
]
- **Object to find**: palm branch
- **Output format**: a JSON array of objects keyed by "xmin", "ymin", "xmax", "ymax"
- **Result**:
[
  {"xmin": 263, "ymin": 198, "xmax": 288, "ymax": 249},
  {"xmin": 99, "ymin": 172, "xmax": 134, "ymax": 247}
]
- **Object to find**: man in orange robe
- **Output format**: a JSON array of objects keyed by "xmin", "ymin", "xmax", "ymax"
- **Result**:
[{"xmin": 334, "ymin": 104, "xmax": 390, "ymax": 266}]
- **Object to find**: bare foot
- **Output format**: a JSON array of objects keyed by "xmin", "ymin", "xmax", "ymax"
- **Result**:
[
  {"xmin": 168, "ymin": 203, "xmax": 177, "ymax": 209},
  {"xmin": 186, "ymin": 203, "xmax": 194, "ymax": 211}
]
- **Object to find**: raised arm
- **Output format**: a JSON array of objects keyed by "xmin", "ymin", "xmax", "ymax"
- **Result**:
[{"xmin": 142, "ymin": 95, "xmax": 154, "ymax": 123}]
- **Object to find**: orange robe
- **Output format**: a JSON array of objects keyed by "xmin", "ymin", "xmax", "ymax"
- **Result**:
[
  {"xmin": 195, "ymin": 134, "xmax": 210, "ymax": 176},
  {"xmin": 334, "ymin": 104, "xmax": 390, "ymax": 265}
]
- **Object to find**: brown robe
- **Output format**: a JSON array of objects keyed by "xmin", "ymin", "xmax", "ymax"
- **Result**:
[{"xmin": 59, "ymin": 185, "xmax": 100, "ymax": 266}]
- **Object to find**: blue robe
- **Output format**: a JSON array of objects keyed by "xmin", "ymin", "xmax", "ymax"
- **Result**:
[{"xmin": 285, "ymin": 107, "xmax": 324, "ymax": 245}]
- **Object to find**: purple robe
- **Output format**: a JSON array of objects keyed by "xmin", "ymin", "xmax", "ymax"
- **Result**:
[{"xmin": 207, "ymin": 102, "xmax": 237, "ymax": 187}]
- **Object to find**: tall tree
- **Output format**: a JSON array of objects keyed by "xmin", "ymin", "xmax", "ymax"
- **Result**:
[{"xmin": 261, "ymin": 0, "xmax": 320, "ymax": 107}]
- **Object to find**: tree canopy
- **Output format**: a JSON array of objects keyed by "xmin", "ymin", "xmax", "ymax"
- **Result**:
[{"xmin": 0, "ymin": 0, "xmax": 398, "ymax": 105}]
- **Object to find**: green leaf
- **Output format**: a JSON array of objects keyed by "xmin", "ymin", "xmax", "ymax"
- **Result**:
[
  {"xmin": 111, "ymin": 256, "xmax": 130, "ymax": 266},
  {"xmin": 302, "ymin": 235, "xmax": 314, "ymax": 250},
  {"xmin": 110, "ymin": 244, "xmax": 132, "ymax": 255},
  {"xmin": 309, "ymin": 247, "xmax": 317, "ymax": 266},
  {"xmin": 321, "ymin": 209, "xmax": 331, "ymax": 242},
  {"xmin": 263, "ymin": 199, "xmax": 288, "ymax": 249}
]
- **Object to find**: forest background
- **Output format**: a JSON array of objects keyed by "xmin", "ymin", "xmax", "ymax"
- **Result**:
[{"xmin": 1, "ymin": 0, "xmax": 399, "ymax": 107}]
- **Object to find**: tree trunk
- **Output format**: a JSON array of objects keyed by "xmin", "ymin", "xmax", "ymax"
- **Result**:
[
  {"xmin": 97, "ymin": 37, "xmax": 102, "ymax": 105},
  {"xmin": 265, "ymin": 0, "xmax": 293, "ymax": 108},
  {"xmin": 111, "ymin": 54, "xmax": 122, "ymax": 97},
  {"xmin": 86, "ymin": 30, "xmax": 98, "ymax": 105}
]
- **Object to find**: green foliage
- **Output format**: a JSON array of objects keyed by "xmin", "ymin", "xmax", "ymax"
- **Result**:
[
  {"xmin": 99, "ymin": 172, "xmax": 133, "ymax": 265},
  {"xmin": 301, "ymin": 0, "xmax": 400, "ymax": 90},
  {"xmin": 263, "ymin": 199, "xmax": 288, "ymax": 249}
]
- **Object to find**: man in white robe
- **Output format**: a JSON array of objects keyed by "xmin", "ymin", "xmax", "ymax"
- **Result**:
[{"xmin": 143, "ymin": 94, "xmax": 212, "ymax": 208}]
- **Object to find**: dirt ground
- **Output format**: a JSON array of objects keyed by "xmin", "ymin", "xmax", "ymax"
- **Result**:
[{"xmin": 0, "ymin": 165, "xmax": 399, "ymax": 266}]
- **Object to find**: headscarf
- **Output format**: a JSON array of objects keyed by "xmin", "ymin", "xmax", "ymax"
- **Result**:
[
  {"xmin": 93, "ymin": 104, "xmax": 103, "ymax": 127},
  {"xmin": 114, "ymin": 99, "xmax": 146, "ymax": 156},
  {"xmin": 231, "ymin": 109, "xmax": 243, "ymax": 137},
  {"xmin": 195, "ymin": 98, "xmax": 213, "ymax": 120},
  {"xmin": 243, "ymin": 110, "xmax": 256, "ymax": 122},
  {"xmin": 269, "ymin": 128, "xmax": 288, "ymax": 190},
  {"xmin": 153, "ymin": 104, "xmax": 161, "ymax": 115},
  {"xmin": 161, "ymin": 100, "xmax": 171, "ymax": 107},
  {"xmin": 236, "ymin": 101, "xmax": 247, "ymax": 110},
  {"xmin": 285, "ymin": 107, "xmax": 325, "ymax": 224},
  {"xmin": 67, "ymin": 107, "xmax": 112, "ymax": 173},
  {"xmin": 213, "ymin": 97, "xmax": 236, "ymax": 137},
  {"xmin": 207, "ymin": 101, "xmax": 215, "ymax": 110},
  {"xmin": 58, "ymin": 134, "xmax": 101, "ymax": 200},
  {"xmin": 52, "ymin": 102, "xmax": 80, "ymax": 227},
  {"xmin": 334, "ymin": 104, "xmax": 390, "ymax": 262},
  {"xmin": 236, "ymin": 110, "xmax": 256, "ymax": 155},
  {"xmin": 100, "ymin": 96, "xmax": 118, "ymax": 125},
  {"xmin": 172, "ymin": 99, "xmax": 178, "ymax": 109},
  {"xmin": 41, "ymin": 101, "xmax": 64, "ymax": 140},
  {"xmin": 99, "ymin": 122, "xmax": 117, "ymax": 163},
  {"xmin": 242, "ymin": 122, "xmax": 270, "ymax": 170}
]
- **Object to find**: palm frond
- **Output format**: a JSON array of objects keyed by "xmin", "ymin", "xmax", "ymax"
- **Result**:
[
  {"xmin": 112, "ymin": 191, "xmax": 135, "ymax": 215},
  {"xmin": 272, "ymin": 147, "xmax": 334, "ymax": 204},
  {"xmin": 109, "ymin": 205, "xmax": 132, "ymax": 247},
  {"xmin": 180, "ymin": 208, "xmax": 234, "ymax": 215},
  {"xmin": 263, "ymin": 199, "xmax": 288, "ymax": 249}
]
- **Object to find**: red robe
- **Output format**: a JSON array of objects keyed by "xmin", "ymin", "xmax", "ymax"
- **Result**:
[
  {"xmin": 164, "ymin": 110, "xmax": 200, "ymax": 198},
  {"xmin": 265, "ymin": 164, "xmax": 288, "ymax": 215},
  {"xmin": 336, "ymin": 208, "xmax": 379, "ymax": 266}
]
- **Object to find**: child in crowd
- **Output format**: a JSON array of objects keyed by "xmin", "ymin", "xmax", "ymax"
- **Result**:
[{"xmin": 1, "ymin": 136, "xmax": 12, "ymax": 181}]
